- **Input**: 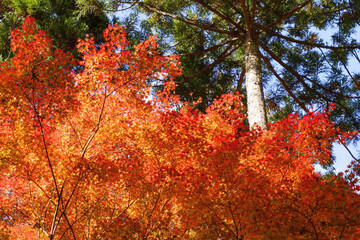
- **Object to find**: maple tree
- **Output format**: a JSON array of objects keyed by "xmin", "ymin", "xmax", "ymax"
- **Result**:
[{"xmin": 0, "ymin": 16, "xmax": 360, "ymax": 239}]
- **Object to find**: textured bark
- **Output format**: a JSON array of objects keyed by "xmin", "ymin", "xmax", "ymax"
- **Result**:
[{"xmin": 245, "ymin": 36, "xmax": 267, "ymax": 129}]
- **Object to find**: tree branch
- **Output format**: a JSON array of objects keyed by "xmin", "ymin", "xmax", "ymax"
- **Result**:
[
  {"xmin": 334, "ymin": 49, "xmax": 356, "ymax": 81},
  {"xmin": 306, "ymin": 48, "xmax": 360, "ymax": 99},
  {"xmin": 56, "ymin": 176, "xmax": 84, "ymax": 240},
  {"xmin": 222, "ymin": 186, "xmax": 240, "ymax": 238},
  {"xmin": 240, "ymin": 0, "xmax": 252, "ymax": 37},
  {"xmin": 348, "ymin": 0, "xmax": 360, "ymax": 27},
  {"xmin": 259, "ymin": 41, "xmax": 316, "ymax": 96},
  {"xmin": 259, "ymin": 51, "xmax": 308, "ymax": 112},
  {"xmin": 260, "ymin": 0, "xmax": 312, "ymax": 34},
  {"xmin": 193, "ymin": 0, "xmax": 244, "ymax": 31},
  {"xmin": 179, "ymin": 37, "xmax": 238, "ymax": 57},
  {"xmin": 139, "ymin": 2, "xmax": 234, "ymax": 35},
  {"xmin": 81, "ymin": 91, "xmax": 108, "ymax": 158},
  {"xmin": 180, "ymin": 41, "xmax": 244, "ymax": 84},
  {"xmin": 50, "ymin": 183, "xmax": 65, "ymax": 238},
  {"xmin": 251, "ymin": 0, "xmax": 257, "ymax": 28},
  {"xmin": 58, "ymin": 191, "xmax": 108, "ymax": 240},
  {"xmin": 205, "ymin": 204, "xmax": 238, "ymax": 239},
  {"xmin": 342, "ymin": 143, "xmax": 359, "ymax": 163},
  {"xmin": 97, "ymin": 199, "xmax": 137, "ymax": 240},
  {"xmin": 266, "ymin": 29, "xmax": 360, "ymax": 50},
  {"xmin": 350, "ymin": 49, "xmax": 360, "ymax": 63},
  {"xmin": 67, "ymin": 117, "xmax": 84, "ymax": 152},
  {"xmin": 236, "ymin": 65, "xmax": 246, "ymax": 92},
  {"xmin": 260, "ymin": 41, "xmax": 360, "ymax": 128}
]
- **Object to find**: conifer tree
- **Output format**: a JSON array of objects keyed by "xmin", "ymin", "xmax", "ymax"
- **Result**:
[{"xmin": 90, "ymin": 0, "xmax": 360, "ymax": 130}]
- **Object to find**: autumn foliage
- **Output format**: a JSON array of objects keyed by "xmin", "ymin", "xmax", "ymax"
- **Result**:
[{"xmin": 0, "ymin": 17, "xmax": 360, "ymax": 239}]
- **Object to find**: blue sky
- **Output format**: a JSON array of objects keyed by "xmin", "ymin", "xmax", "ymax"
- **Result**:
[
  {"xmin": 333, "ymin": 142, "xmax": 357, "ymax": 173},
  {"xmin": 323, "ymin": 26, "xmax": 360, "ymax": 173}
]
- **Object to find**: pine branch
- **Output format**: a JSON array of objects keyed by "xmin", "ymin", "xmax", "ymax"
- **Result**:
[
  {"xmin": 179, "ymin": 37, "xmax": 239, "ymax": 56},
  {"xmin": 251, "ymin": 0, "xmax": 257, "ymax": 28},
  {"xmin": 315, "ymin": 48, "xmax": 360, "ymax": 99},
  {"xmin": 350, "ymin": 49, "xmax": 360, "ymax": 63},
  {"xmin": 259, "ymin": 41, "xmax": 315, "ymax": 94},
  {"xmin": 180, "ymin": 41, "xmax": 244, "ymax": 84},
  {"xmin": 266, "ymin": 29, "xmax": 360, "ymax": 50},
  {"xmin": 240, "ymin": 0, "xmax": 252, "ymax": 37},
  {"xmin": 347, "ymin": 0, "xmax": 360, "ymax": 27},
  {"xmin": 259, "ymin": 51, "xmax": 308, "ymax": 112},
  {"xmin": 260, "ymin": 41, "xmax": 360, "ymax": 125},
  {"xmin": 139, "ymin": 2, "xmax": 234, "ymax": 35},
  {"xmin": 227, "ymin": 0, "xmax": 242, "ymax": 15},
  {"xmin": 193, "ymin": 0, "xmax": 244, "ymax": 31},
  {"xmin": 342, "ymin": 143, "xmax": 359, "ymax": 163},
  {"xmin": 334, "ymin": 49, "xmax": 356, "ymax": 81},
  {"xmin": 260, "ymin": 0, "xmax": 312, "ymax": 34}
]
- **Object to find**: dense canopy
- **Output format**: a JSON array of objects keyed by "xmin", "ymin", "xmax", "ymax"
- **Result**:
[
  {"xmin": 0, "ymin": 0, "xmax": 110, "ymax": 61},
  {"xmin": 0, "ymin": 16, "xmax": 359, "ymax": 239}
]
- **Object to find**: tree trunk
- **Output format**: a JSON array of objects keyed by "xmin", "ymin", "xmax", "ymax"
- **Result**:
[{"xmin": 244, "ymin": 36, "xmax": 267, "ymax": 129}]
